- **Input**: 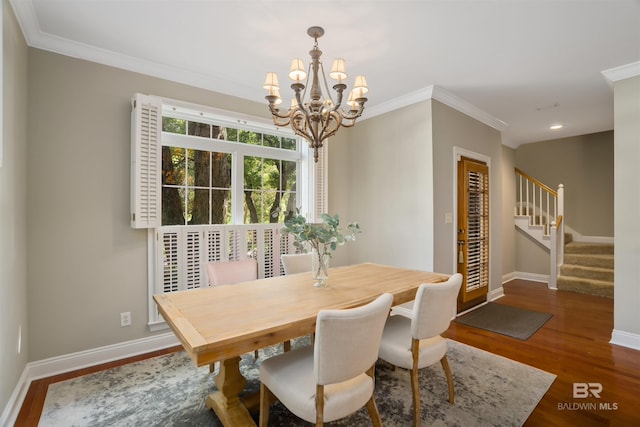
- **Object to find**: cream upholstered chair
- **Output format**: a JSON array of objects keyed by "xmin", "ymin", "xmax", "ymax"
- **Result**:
[
  {"xmin": 378, "ymin": 274, "xmax": 463, "ymax": 427},
  {"xmin": 259, "ymin": 293, "xmax": 394, "ymax": 426},
  {"xmin": 205, "ymin": 259, "xmax": 261, "ymax": 366},
  {"xmin": 281, "ymin": 253, "xmax": 313, "ymax": 275}
]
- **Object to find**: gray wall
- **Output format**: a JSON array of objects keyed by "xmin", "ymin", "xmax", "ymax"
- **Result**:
[
  {"xmin": 515, "ymin": 131, "xmax": 614, "ymax": 238},
  {"xmin": 1, "ymin": 0, "xmax": 29, "ymax": 414},
  {"xmin": 26, "ymin": 49, "xmax": 269, "ymax": 361},
  {"xmin": 335, "ymin": 101, "xmax": 435, "ymax": 271},
  {"xmin": 501, "ymin": 145, "xmax": 517, "ymax": 277},
  {"xmin": 332, "ymin": 99, "xmax": 505, "ymax": 294},
  {"xmin": 613, "ymin": 74, "xmax": 640, "ymax": 340}
]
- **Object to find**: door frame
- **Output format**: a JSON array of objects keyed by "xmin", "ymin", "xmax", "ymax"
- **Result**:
[{"xmin": 452, "ymin": 147, "xmax": 491, "ymax": 282}]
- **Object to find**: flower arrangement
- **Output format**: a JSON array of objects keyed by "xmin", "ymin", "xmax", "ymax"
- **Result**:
[{"xmin": 284, "ymin": 211, "xmax": 361, "ymax": 286}]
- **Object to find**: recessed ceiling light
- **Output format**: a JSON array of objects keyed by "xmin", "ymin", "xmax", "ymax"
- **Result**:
[{"xmin": 549, "ymin": 124, "xmax": 563, "ymax": 130}]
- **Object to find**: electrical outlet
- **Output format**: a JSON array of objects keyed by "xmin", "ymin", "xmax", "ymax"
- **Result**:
[{"xmin": 120, "ymin": 312, "xmax": 131, "ymax": 327}]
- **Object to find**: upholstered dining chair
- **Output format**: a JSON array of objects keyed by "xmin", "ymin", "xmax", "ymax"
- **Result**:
[
  {"xmin": 377, "ymin": 273, "xmax": 463, "ymax": 427},
  {"xmin": 259, "ymin": 293, "xmax": 394, "ymax": 427},
  {"xmin": 204, "ymin": 259, "xmax": 262, "ymax": 368},
  {"xmin": 281, "ymin": 253, "xmax": 313, "ymax": 275}
]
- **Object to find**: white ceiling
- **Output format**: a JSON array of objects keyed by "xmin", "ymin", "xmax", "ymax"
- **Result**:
[{"xmin": 9, "ymin": 0, "xmax": 640, "ymax": 147}]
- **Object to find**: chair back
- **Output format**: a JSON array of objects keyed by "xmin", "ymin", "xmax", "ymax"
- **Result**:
[
  {"xmin": 281, "ymin": 253, "xmax": 313, "ymax": 275},
  {"xmin": 206, "ymin": 259, "xmax": 258, "ymax": 287},
  {"xmin": 411, "ymin": 273, "xmax": 463, "ymax": 340},
  {"xmin": 314, "ymin": 293, "xmax": 393, "ymax": 386}
]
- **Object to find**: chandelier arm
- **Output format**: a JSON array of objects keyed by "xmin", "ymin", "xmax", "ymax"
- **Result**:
[
  {"xmin": 267, "ymin": 104, "xmax": 294, "ymax": 121},
  {"xmin": 291, "ymin": 110, "xmax": 316, "ymax": 146},
  {"xmin": 318, "ymin": 111, "xmax": 342, "ymax": 142},
  {"xmin": 319, "ymin": 61, "xmax": 337, "ymax": 108},
  {"xmin": 271, "ymin": 115, "xmax": 292, "ymax": 127}
]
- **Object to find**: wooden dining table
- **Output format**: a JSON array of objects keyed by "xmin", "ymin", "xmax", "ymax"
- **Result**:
[{"xmin": 154, "ymin": 262, "xmax": 449, "ymax": 426}]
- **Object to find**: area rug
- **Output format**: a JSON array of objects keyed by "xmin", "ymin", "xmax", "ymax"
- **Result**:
[
  {"xmin": 455, "ymin": 303, "xmax": 553, "ymax": 340},
  {"xmin": 39, "ymin": 339, "xmax": 555, "ymax": 426}
]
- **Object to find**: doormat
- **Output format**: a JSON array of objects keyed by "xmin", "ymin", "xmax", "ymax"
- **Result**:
[{"xmin": 455, "ymin": 302, "xmax": 552, "ymax": 340}]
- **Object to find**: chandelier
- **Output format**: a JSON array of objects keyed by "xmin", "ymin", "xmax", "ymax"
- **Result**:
[{"xmin": 263, "ymin": 26, "xmax": 369, "ymax": 162}]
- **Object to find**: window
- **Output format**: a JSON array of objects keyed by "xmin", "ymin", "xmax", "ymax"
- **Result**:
[
  {"xmin": 131, "ymin": 94, "xmax": 327, "ymax": 328},
  {"xmin": 160, "ymin": 113, "xmax": 300, "ymax": 226}
]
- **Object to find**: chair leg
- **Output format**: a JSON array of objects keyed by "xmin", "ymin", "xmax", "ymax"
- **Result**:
[
  {"xmin": 410, "ymin": 338, "xmax": 421, "ymax": 427},
  {"xmin": 365, "ymin": 395, "xmax": 383, "ymax": 427},
  {"xmin": 209, "ymin": 362, "xmax": 215, "ymax": 373},
  {"xmin": 365, "ymin": 366, "xmax": 383, "ymax": 427},
  {"xmin": 315, "ymin": 384, "xmax": 324, "ymax": 426},
  {"xmin": 259, "ymin": 383, "xmax": 273, "ymax": 427},
  {"xmin": 440, "ymin": 355, "xmax": 455, "ymax": 404},
  {"xmin": 254, "ymin": 350, "xmax": 259, "ymax": 359},
  {"xmin": 283, "ymin": 340, "xmax": 291, "ymax": 352}
]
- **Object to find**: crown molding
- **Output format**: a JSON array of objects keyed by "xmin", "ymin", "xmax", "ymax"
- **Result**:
[
  {"xmin": 363, "ymin": 85, "xmax": 508, "ymax": 133},
  {"xmin": 601, "ymin": 61, "xmax": 640, "ymax": 87},
  {"xmin": 9, "ymin": 0, "xmax": 507, "ymax": 135}
]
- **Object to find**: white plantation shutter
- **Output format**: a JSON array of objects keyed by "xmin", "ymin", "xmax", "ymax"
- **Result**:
[
  {"xmin": 185, "ymin": 230, "xmax": 202, "ymax": 290},
  {"xmin": 131, "ymin": 93, "xmax": 162, "ymax": 228},
  {"xmin": 314, "ymin": 143, "xmax": 328, "ymax": 220}
]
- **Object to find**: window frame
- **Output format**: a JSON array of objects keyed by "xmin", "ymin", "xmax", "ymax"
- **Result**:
[{"xmin": 132, "ymin": 94, "xmax": 328, "ymax": 329}]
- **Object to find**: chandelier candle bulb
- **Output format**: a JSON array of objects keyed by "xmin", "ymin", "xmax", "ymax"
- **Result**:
[
  {"xmin": 329, "ymin": 58, "xmax": 347, "ymax": 81},
  {"xmin": 264, "ymin": 26, "xmax": 368, "ymax": 162},
  {"xmin": 288, "ymin": 59, "xmax": 307, "ymax": 81},
  {"xmin": 263, "ymin": 72, "xmax": 280, "ymax": 90}
]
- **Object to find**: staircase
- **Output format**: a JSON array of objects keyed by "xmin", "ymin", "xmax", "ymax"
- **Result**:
[
  {"xmin": 557, "ymin": 234, "xmax": 614, "ymax": 298},
  {"xmin": 514, "ymin": 168, "xmax": 614, "ymax": 297}
]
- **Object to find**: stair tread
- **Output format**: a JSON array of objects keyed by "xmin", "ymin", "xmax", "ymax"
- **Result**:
[
  {"xmin": 557, "ymin": 275, "xmax": 613, "ymax": 285},
  {"xmin": 562, "ymin": 264, "xmax": 613, "ymax": 272},
  {"xmin": 565, "ymin": 242, "xmax": 614, "ymax": 255}
]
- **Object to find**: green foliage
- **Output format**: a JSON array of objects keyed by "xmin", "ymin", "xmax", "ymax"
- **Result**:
[{"xmin": 284, "ymin": 210, "xmax": 361, "ymax": 257}]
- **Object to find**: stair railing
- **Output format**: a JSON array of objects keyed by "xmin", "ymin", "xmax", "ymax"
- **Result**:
[
  {"xmin": 515, "ymin": 168, "xmax": 559, "ymax": 234},
  {"xmin": 549, "ymin": 215, "xmax": 564, "ymax": 289},
  {"xmin": 515, "ymin": 168, "xmax": 564, "ymax": 289}
]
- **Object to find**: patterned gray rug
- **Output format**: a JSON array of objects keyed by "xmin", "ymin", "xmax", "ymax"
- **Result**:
[{"xmin": 39, "ymin": 339, "xmax": 555, "ymax": 426}]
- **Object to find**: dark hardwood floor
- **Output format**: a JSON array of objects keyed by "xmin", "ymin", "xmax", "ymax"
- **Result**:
[{"xmin": 15, "ymin": 279, "xmax": 640, "ymax": 426}]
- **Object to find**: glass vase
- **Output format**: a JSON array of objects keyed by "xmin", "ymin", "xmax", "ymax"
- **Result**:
[{"xmin": 312, "ymin": 250, "xmax": 330, "ymax": 287}]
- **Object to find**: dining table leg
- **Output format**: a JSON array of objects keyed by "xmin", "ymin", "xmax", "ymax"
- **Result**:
[{"xmin": 205, "ymin": 356, "xmax": 256, "ymax": 426}]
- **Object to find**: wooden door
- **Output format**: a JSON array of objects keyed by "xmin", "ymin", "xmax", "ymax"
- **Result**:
[{"xmin": 457, "ymin": 157, "xmax": 489, "ymax": 312}]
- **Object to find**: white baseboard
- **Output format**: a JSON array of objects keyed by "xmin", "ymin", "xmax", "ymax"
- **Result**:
[
  {"xmin": 489, "ymin": 286, "xmax": 505, "ymax": 301},
  {"xmin": 610, "ymin": 329, "xmax": 640, "ymax": 351},
  {"xmin": 0, "ymin": 368, "xmax": 30, "ymax": 427},
  {"xmin": 2, "ymin": 332, "xmax": 179, "ymax": 426},
  {"xmin": 507, "ymin": 271, "xmax": 550, "ymax": 284}
]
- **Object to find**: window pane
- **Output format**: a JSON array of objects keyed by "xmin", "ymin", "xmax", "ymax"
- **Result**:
[
  {"xmin": 264, "ymin": 134, "xmax": 280, "ymax": 148},
  {"xmin": 192, "ymin": 150, "xmax": 210, "ymax": 187},
  {"xmin": 162, "ymin": 187, "xmax": 186, "ymax": 225},
  {"xmin": 163, "ymin": 117, "xmax": 186, "ymax": 134},
  {"xmin": 244, "ymin": 190, "xmax": 263, "ymax": 224},
  {"xmin": 282, "ymin": 190, "xmax": 297, "ymax": 221},
  {"xmin": 189, "ymin": 188, "xmax": 210, "ymax": 225},
  {"xmin": 188, "ymin": 121, "xmax": 211, "ymax": 138},
  {"xmin": 212, "ymin": 125, "xmax": 226, "ymax": 140},
  {"xmin": 262, "ymin": 191, "xmax": 278, "ymax": 223},
  {"xmin": 239, "ymin": 130, "xmax": 261, "ymax": 145},
  {"xmin": 211, "ymin": 152, "xmax": 232, "ymax": 189},
  {"xmin": 244, "ymin": 156, "xmax": 262, "ymax": 190},
  {"xmin": 263, "ymin": 158, "xmax": 279, "ymax": 191},
  {"xmin": 227, "ymin": 128, "xmax": 238, "ymax": 142},
  {"xmin": 282, "ymin": 137, "xmax": 296, "ymax": 151},
  {"xmin": 282, "ymin": 160, "xmax": 297, "ymax": 192},
  {"xmin": 211, "ymin": 190, "xmax": 231, "ymax": 224},
  {"xmin": 163, "ymin": 147, "xmax": 185, "ymax": 185}
]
